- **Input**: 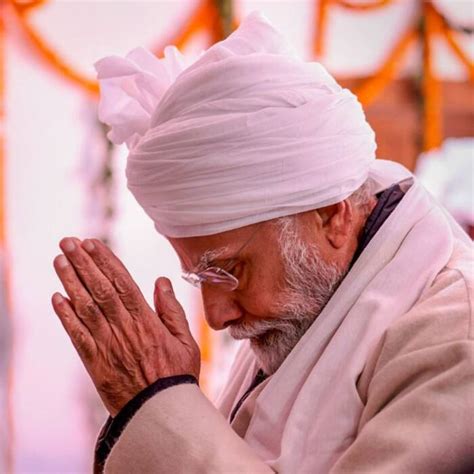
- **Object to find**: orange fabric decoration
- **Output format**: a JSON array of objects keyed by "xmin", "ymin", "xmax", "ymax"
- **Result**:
[
  {"xmin": 152, "ymin": 0, "xmax": 239, "ymax": 56},
  {"xmin": 314, "ymin": 0, "xmax": 459, "ymax": 150},
  {"xmin": 436, "ymin": 9, "xmax": 474, "ymax": 82},
  {"xmin": 11, "ymin": 0, "xmax": 48, "ymax": 15},
  {"xmin": 197, "ymin": 299, "xmax": 213, "ymax": 395},
  {"xmin": 10, "ymin": 0, "xmax": 237, "ymax": 98},
  {"xmin": 313, "ymin": 0, "xmax": 394, "ymax": 59},
  {"xmin": 10, "ymin": 2, "xmax": 99, "ymax": 96},
  {"xmin": 354, "ymin": 25, "xmax": 417, "ymax": 106},
  {"xmin": 152, "ymin": 0, "xmax": 213, "ymax": 56},
  {"xmin": 422, "ymin": 2, "xmax": 443, "ymax": 151},
  {"xmin": 334, "ymin": 0, "xmax": 393, "ymax": 11},
  {"xmin": 314, "ymin": 0, "xmax": 331, "ymax": 57}
]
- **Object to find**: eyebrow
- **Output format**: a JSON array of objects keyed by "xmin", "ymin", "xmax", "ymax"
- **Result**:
[{"xmin": 184, "ymin": 246, "xmax": 231, "ymax": 273}]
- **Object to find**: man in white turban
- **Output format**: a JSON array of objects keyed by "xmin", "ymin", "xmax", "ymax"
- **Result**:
[{"xmin": 52, "ymin": 12, "xmax": 473, "ymax": 473}]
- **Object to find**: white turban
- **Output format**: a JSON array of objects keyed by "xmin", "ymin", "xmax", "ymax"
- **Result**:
[{"xmin": 95, "ymin": 11, "xmax": 409, "ymax": 237}]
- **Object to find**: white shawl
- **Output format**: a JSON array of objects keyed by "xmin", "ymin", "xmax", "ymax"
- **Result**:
[{"xmin": 217, "ymin": 175, "xmax": 471, "ymax": 472}]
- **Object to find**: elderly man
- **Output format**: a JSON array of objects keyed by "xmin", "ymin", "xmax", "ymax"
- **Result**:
[{"xmin": 52, "ymin": 12, "xmax": 473, "ymax": 474}]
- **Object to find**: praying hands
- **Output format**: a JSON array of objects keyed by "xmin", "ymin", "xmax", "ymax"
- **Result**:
[{"xmin": 51, "ymin": 237, "xmax": 200, "ymax": 417}]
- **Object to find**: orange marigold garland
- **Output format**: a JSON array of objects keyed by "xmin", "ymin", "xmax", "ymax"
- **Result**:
[
  {"xmin": 334, "ymin": 0, "xmax": 393, "ymax": 11},
  {"xmin": 436, "ymin": 8, "xmax": 474, "ymax": 83},
  {"xmin": 354, "ymin": 25, "xmax": 417, "ymax": 106},
  {"xmin": 10, "ymin": 0, "xmax": 48, "ymax": 15},
  {"xmin": 151, "ymin": 0, "xmax": 213, "ymax": 57},
  {"xmin": 314, "ymin": 0, "xmax": 395, "ymax": 59},
  {"xmin": 10, "ymin": 0, "xmax": 237, "ymax": 98},
  {"xmin": 152, "ymin": 0, "xmax": 238, "ymax": 57},
  {"xmin": 9, "ymin": 1, "xmax": 99, "ymax": 96},
  {"xmin": 313, "ymin": 0, "xmax": 331, "ymax": 57},
  {"xmin": 422, "ymin": 2, "xmax": 443, "ymax": 151},
  {"xmin": 314, "ymin": 0, "xmax": 466, "ymax": 150}
]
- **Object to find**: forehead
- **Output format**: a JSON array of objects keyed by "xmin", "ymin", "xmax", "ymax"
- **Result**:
[{"xmin": 168, "ymin": 224, "xmax": 260, "ymax": 271}]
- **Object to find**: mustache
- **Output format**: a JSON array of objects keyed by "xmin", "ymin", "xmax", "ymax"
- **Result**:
[{"xmin": 227, "ymin": 315, "xmax": 300, "ymax": 340}]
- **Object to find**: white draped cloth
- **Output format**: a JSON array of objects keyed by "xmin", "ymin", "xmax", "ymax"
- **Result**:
[{"xmin": 215, "ymin": 177, "xmax": 471, "ymax": 472}]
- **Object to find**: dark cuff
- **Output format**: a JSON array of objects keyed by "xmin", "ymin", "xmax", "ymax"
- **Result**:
[{"xmin": 93, "ymin": 374, "xmax": 198, "ymax": 474}]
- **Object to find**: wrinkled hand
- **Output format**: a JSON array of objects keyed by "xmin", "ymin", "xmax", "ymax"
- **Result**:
[{"xmin": 51, "ymin": 237, "xmax": 200, "ymax": 417}]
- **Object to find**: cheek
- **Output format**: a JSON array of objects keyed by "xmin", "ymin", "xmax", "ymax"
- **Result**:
[{"xmin": 237, "ymin": 264, "xmax": 285, "ymax": 318}]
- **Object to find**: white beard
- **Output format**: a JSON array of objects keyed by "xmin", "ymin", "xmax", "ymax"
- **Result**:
[{"xmin": 228, "ymin": 225, "xmax": 346, "ymax": 375}]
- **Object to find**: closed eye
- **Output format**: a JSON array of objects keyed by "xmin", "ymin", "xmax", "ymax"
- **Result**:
[
  {"xmin": 206, "ymin": 259, "xmax": 240, "ymax": 276},
  {"xmin": 224, "ymin": 261, "xmax": 243, "ymax": 278}
]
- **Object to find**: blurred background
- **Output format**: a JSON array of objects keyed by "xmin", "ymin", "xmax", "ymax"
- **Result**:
[{"xmin": 0, "ymin": 0, "xmax": 473, "ymax": 472}]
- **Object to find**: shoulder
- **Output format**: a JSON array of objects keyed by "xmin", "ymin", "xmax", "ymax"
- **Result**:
[
  {"xmin": 344, "ymin": 240, "xmax": 474, "ymax": 473},
  {"xmin": 380, "ymin": 238, "xmax": 472, "ymax": 366},
  {"xmin": 357, "ymin": 238, "xmax": 473, "ymax": 403},
  {"xmin": 331, "ymin": 244, "xmax": 474, "ymax": 474}
]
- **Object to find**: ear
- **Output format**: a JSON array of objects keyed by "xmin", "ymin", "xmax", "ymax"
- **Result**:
[{"xmin": 316, "ymin": 200, "xmax": 354, "ymax": 249}]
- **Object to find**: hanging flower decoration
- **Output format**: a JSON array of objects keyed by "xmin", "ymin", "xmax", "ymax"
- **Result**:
[
  {"xmin": 435, "ymin": 8, "xmax": 474, "ymax": 82},
  {"xmin": 9, "ymin": 1, "xmax": 99, "ymax": 96},
  {"xmin": 7, "ymin": 0, "xmax": 239, "ymax": 97},
  {"xmin": 334, "ymin": 0, "xmax": 393, "ymax": 11},
  {"xmin": 422, "ymin": 1, "xmax": 443, "ymax": 151},
  {"xmin": 313, "ymin": 0, "xmax": 474, "ymax": 151},
  {"xmin": 354, "ymin": 25, "xmax": 418, "ymax": 106},
  {"xmin": 9, "ymin": 0, "xmax": 47, "ymax": 14},
  {"xmin": 314, "ymin": 0, "xmax": 395, "ymax": 56},
  {"xmin": 433, "ymin": 0, "xmax": 474, "ymax": 34}
]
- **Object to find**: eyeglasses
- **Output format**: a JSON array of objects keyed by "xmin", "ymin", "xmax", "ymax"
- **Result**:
[
  {"xmin": 181, "ymin": 225, "xmax": 260, "ymax": 292},
  {"xmin": 182, "ymin": 265, "xmax": 240, "ymax": 291}
]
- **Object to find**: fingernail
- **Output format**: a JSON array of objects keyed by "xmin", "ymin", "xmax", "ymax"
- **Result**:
[
  {"xmin": 52, "ymin": 293, "xmax": 64, "ymax": 305},
  {"xmin": 159, "ymin": 279, "xmax": 173, "ymax": 294},
  {"xmin": 62, "ymin": 239, "xmax": 75, "ymax": 252},
  {"xmin": 56, "ymin": 255, "xmax": 69, "ymax": 269},
  {"xmin": 82, "ymin": 239, "xmax": 95, "ymax": 252}
]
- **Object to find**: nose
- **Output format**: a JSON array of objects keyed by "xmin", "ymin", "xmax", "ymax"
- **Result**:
[{"xmin": 200, "ymin": 284, "xmax": 243, "ymax": 330}]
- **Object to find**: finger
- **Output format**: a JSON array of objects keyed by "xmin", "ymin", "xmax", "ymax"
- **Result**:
[
  {"xmin": 59, "ymin": 237, "xmax": 127, "ymax": 325},
  {"xmin": 53, "ymin": 254, "xmax": 109, "ymax": 336},
  {"xmin": 154, "ymin": 278, "xmax": 193, "ymax": 341},
  {"xmin": 80, "ymin": 238, "xmax": 151, "ymax": 317},
  {"xmin": 51, "ymin": 292, "xmax": 97, "ymax": 361}
]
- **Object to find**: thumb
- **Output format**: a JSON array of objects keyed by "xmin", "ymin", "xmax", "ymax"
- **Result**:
[{"xmin": 154, "ymin": 277, "xmax": 193, "ymax": 341}]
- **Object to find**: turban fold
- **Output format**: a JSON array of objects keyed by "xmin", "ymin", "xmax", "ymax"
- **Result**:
[{"xmin": 95, "ymin": 11, "xmax": 409, "ymax": 237}]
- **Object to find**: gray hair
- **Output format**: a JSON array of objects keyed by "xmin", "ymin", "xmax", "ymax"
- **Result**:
[
  {"xmin": 347, "ymin": 177, "xmax": 376, "ymax": 216},
  {"xmin": 274, "ymin": 177, "xmax": 375, "ymax": 236}
]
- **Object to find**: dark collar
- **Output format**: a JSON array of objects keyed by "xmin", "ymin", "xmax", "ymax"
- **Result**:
[{"xmin": 350, "ymin": 183, "xmax": 406, "ymax": 266}]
